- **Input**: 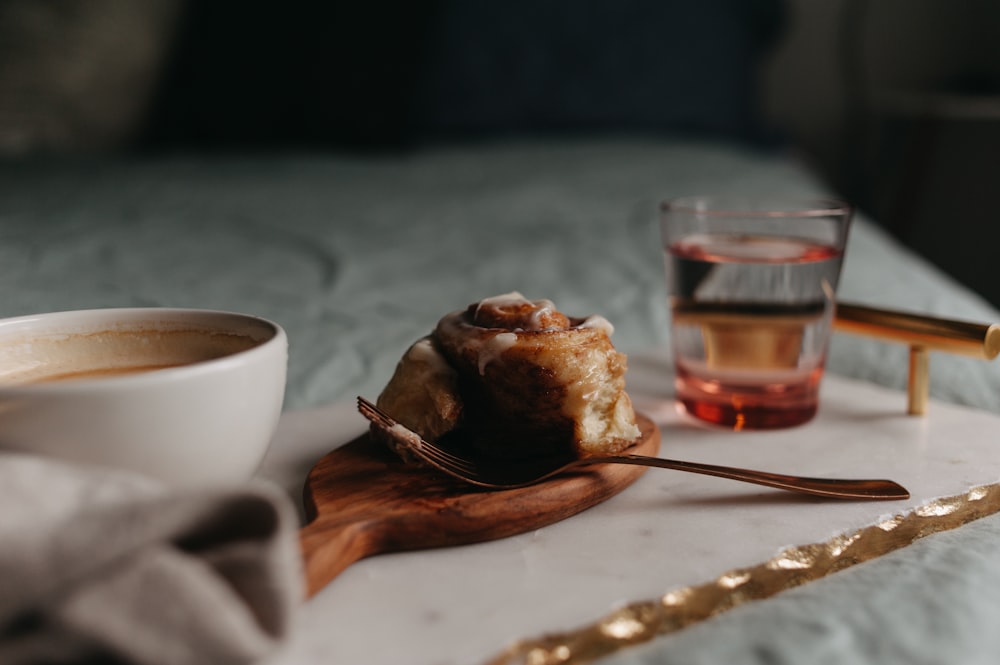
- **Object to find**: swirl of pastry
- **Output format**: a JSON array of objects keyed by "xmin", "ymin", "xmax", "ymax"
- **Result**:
[{"xmin": 432, "ymin": 292, "xmax": 640, "ymax": 459}]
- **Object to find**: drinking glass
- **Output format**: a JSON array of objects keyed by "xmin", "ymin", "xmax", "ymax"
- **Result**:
[{"xmin": 659, "ymin": 196, "xmax": 853, "ymax": 429}]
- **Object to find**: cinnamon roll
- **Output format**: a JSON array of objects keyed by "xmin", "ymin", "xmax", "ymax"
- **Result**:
[{"xmin": 376, "ymin": 292, "xmax": 640, "ymax": 460}]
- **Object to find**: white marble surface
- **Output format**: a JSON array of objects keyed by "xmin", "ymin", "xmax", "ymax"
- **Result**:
[{"xmin": 258, "ymin": 354, "xmax": 1000, "ymax": 665}]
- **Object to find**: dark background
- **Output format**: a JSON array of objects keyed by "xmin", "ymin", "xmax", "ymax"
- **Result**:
[
  {"xmin": 1, "ymin": 0, "xmax": 998, "ymax": 307},
  {"xmin": 138, "ymin": 0, "xmax": 783, "ymax": 151}
]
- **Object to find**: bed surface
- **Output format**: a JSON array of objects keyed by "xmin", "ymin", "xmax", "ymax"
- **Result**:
[{"xmin": 4, "ymin": 139, "xmax": 998, "ymax": 412}]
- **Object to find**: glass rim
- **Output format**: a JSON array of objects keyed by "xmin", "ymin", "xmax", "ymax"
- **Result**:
[{"xmin": 660, "ymin": 196, "xmax": 853, "ymax": 219}]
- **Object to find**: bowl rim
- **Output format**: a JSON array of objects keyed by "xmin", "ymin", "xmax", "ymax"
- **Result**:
[{"xmin": 0, "ymin": 307, "xmax": 287, "ymax": 393}]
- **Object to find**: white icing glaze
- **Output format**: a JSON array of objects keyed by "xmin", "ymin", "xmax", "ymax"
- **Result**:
[
  {"xmin": 389, "ymin": 422, "xmax": 423, "ymax": 446},
  {"xmin": 476, "ymin": 291, "xmax": 528, "ymax": 310},
  {"xmin": 474, "ymin": 291, "xmax": 559, "ymax": 332},
  {"xmin": 478, "ymin": 331, "xmax": 517, "ymax": 375},
  {"xmin": 441, "ymin": 293, "xmax": 617, "ymax": 377},
  {"xmin": 577, "ymin": 315, "xmax": 615, "ymax": 337},
  {"xmin": 406, "ymin": 337, "xmax": 452, "ymax": 373}
]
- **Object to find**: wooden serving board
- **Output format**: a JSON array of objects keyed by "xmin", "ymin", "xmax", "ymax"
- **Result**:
[{"xmin": 299, "ymin": 414, "xmax": 660, "ymax": 596}]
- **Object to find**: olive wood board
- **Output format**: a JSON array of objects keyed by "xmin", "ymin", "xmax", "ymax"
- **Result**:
[{"xmin": 298, "ymin": 414, "xmax": 660, "ymax": 597}]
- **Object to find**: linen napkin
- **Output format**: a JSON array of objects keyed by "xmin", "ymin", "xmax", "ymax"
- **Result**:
[{"xmin": 0, "ymin": 452, "xmax": 303, "ymax": 665}]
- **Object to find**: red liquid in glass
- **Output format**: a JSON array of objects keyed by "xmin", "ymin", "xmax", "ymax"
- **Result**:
[{"xmin": 665, "ymin": 234, "xmax": 844, "ymax": 429}]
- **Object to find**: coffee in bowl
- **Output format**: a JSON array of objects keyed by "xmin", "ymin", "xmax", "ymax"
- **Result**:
[
  {"xmin": 29, "ymin": 363, "xmax": 196, "ymax": 382},
  {"xmin": 0, "ymin": 308, "xmax": 288, "ymax": 488},
  {"xmin": 1, "ymin": 328, "xmax": 262, "ymax": 386}
]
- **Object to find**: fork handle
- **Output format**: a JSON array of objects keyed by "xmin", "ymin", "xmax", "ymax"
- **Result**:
[{"xmin": 593, "ymin": 455, "xmax": 910, "ymax": 500}]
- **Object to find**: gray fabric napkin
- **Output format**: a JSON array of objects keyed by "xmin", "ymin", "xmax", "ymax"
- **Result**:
[{"xmin": 0, "ymin": 453, "xmax": 303, "ymax": 665}]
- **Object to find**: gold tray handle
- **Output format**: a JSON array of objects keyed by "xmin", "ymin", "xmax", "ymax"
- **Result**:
[{"xmin": 834, "ymin": 302, "xmax": 1000, "ymax": 415}]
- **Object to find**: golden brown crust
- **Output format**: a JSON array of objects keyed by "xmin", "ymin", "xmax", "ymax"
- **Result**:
[
  {"xmin": 468, "ymin": 299, "xmax": 571, "ymax": 330},
  {"xmin": 376, "ymin": 293, "xmax": 640, "ymax": 460},
  {"xmin": 374, "ymin": 337, "xmax": 464, "ymax": 447}
]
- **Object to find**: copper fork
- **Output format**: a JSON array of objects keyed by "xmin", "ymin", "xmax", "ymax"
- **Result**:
[{"xmin": 357, "ymin": 397, "xmax": 910, "ymax": 501}]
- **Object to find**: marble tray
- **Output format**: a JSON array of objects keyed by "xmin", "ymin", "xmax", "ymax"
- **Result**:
[{"xmin": 257, "ymin": 350, "xmax": 1000, "ymax": 665}]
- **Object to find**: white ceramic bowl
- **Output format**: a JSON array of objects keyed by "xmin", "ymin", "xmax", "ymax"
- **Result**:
[{"xmin": 0, "ymin": 308, "xmax": 287, "ymax": 488}]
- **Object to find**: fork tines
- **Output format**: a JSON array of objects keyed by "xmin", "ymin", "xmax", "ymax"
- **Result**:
[
  {"xmin": 411, "ymin": 437, "xmax": 479, "ymax": 475},
  {"xmin": 357, "ymin": 396, "xmax": 393, "ymax": 429},
  {"xmin": 356, "ymin": 396, "xmax": 479, "ymax": 475}
]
